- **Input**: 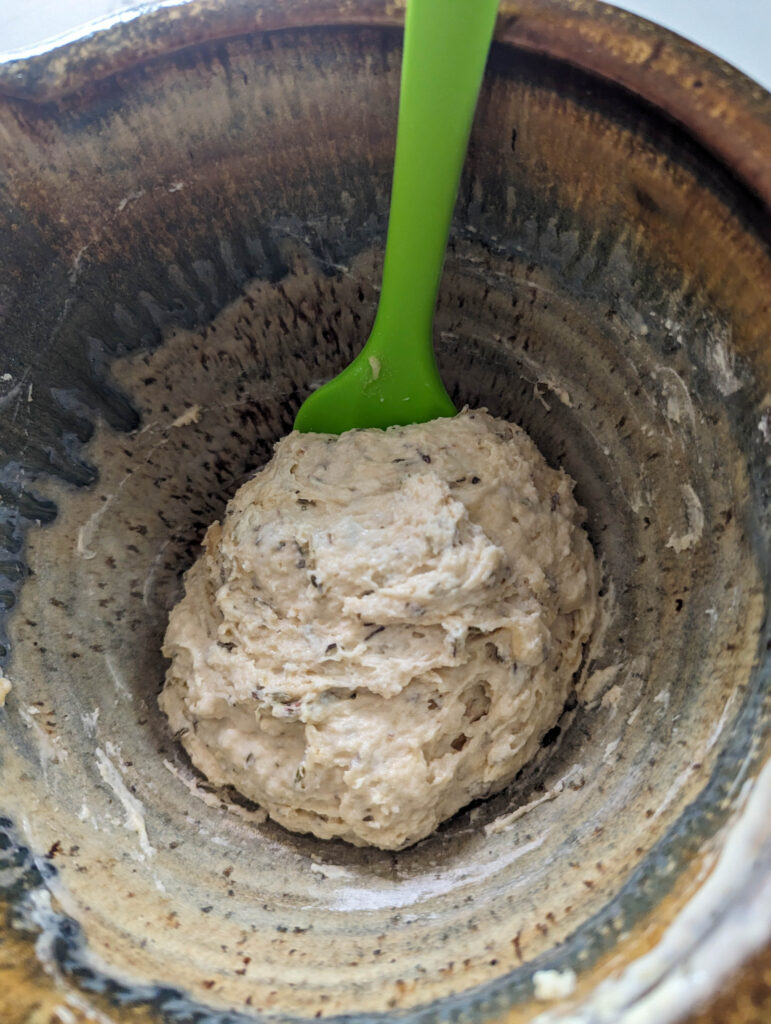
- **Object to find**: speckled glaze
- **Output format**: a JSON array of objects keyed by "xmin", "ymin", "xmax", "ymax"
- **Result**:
[{"xmin": 0, "ymin": 2, "xmax": 768, "ymax": 1023}]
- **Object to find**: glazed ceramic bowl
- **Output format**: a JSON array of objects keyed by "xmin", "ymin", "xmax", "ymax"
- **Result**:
[{"xmin": 0, "ymin": 2, "xmax": 769, "ymax": 1022}]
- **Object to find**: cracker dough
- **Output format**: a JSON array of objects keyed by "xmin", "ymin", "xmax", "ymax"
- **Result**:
[{"xmin": 160, "ymin": 409, "xmax": 598, "ymax": 849}]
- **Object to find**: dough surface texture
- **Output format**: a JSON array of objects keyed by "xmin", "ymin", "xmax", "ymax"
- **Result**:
[{"xmin": 160, "ymin": 409, "xmax": 598, "ymax": 849}]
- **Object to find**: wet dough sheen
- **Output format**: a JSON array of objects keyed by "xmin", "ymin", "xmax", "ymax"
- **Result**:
[{"xmin": 160, "ymin": 409, "xmax": 598, "ymax": 849}]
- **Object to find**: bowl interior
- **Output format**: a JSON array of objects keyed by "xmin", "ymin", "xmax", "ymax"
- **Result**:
[{"xmin": 0, "ymin": 16, "xmax": 769, "ymax": 1024}]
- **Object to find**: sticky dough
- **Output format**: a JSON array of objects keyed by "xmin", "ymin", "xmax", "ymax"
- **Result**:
[{"xmin": 160, "ymin": 409, "xmax": 598, "ymax": 849}]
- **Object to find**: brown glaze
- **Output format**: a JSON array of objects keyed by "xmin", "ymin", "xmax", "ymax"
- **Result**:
[{"xmin": 0, "ymin": 1, "xmax": 769, "ymax": 204}]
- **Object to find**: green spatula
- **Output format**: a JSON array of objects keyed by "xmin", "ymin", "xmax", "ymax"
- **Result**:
[{"xmin": 294, "ymin": 0, "xmax": 499, "ymax": 434}]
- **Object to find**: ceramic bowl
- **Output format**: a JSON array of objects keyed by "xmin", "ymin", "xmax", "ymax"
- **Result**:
[{"xmin": 0, "ymin": 2, "xmax": 769, "ymax": 1022}]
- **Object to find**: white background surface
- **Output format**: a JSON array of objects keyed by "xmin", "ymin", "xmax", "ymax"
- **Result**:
[{"xmin": 0, "ymin": 0, "xmax": 769, "ymax": 90}]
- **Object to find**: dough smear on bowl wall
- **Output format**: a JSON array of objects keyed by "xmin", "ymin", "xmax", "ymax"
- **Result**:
[{"xmin": 160, "ymin": 408, "xmax": 599, "ymax": 849}]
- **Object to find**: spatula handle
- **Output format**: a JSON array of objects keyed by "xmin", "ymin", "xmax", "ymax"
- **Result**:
[{"xmin": 373, "ymin": 0, "xmax": 499, "ymax": 340}]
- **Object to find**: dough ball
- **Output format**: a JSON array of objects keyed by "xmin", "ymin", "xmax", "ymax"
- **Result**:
[{"xmin": 160, "ymin": 409, "xmax": 598, "ymax": 849}]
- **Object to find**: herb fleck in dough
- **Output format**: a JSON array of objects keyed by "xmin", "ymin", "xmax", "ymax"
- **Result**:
[{"xmin": 160, "ymin": 409, "xmax": 598, "ymax": 849}]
